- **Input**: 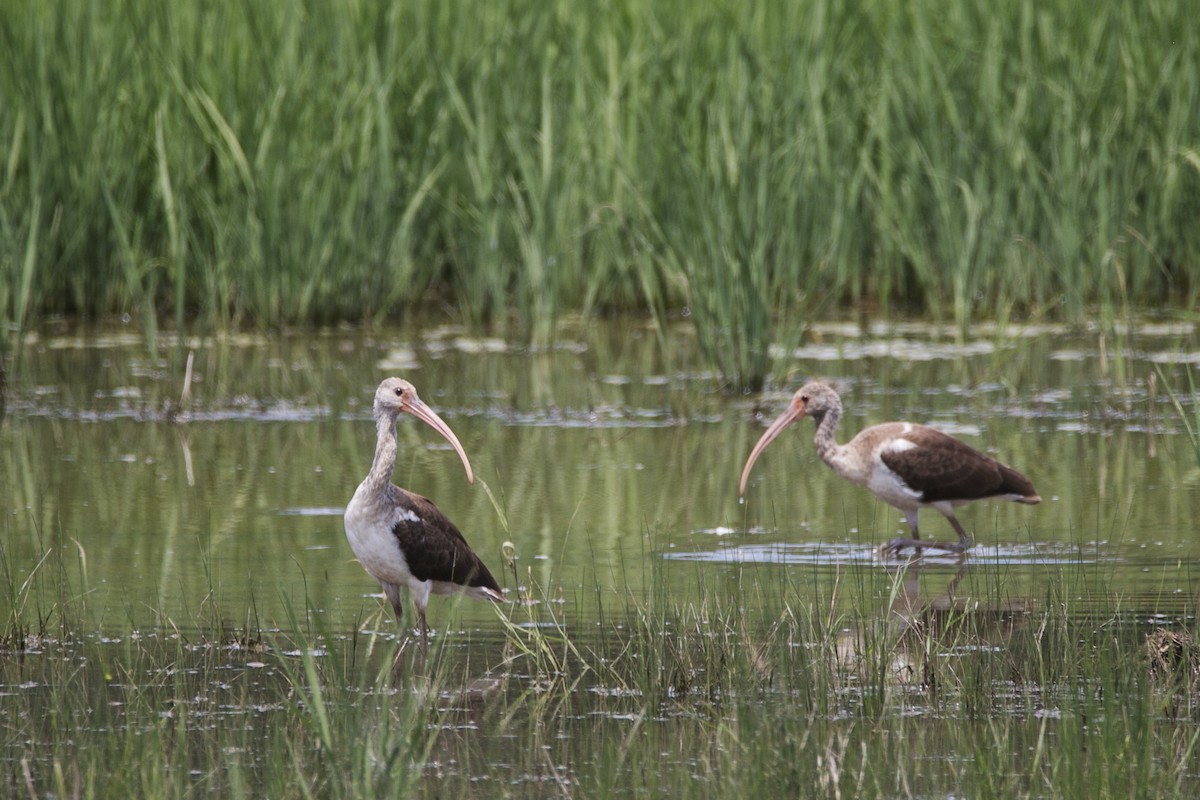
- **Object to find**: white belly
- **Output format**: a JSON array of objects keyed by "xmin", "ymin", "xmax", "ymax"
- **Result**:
[
  {"xmin": 344, "ymin": 492, "xmax": 413, "ymax": 588},
  {"xmin": 866, "ymin": 467, "xmax": 923, "ymax": 511},
  {"xmin": 865, "ymin": 437, "xmax": 924, "ymax": 511}
]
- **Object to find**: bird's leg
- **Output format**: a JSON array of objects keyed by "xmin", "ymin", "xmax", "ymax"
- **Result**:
[
  {"xmin": 382, "ymin": 582, "xmax": 416, "ymax": 683},
  {"xmin": 382, "ymin": 582, "xmax": 411, "ymax": 640},
  {"xmin": 880, "ymin": 513, "xmax": 974, "ymax": 558},
  {"xmin": 910, "ymin": 513, "xmax": 973, "ymax": 553},
  {"xmin": 416, "ymin": 605, "xmax": 430, "ymax": 656},
  {"xmin": 943, "ymin": 514, "xmax": 974, "ymax": 552},
  {"xmin": 383, "ymin": 582, "xmax": 405, "ymax": 621},
  {"xmin": 880, "ymin": 513, "xmax": 924, "ymax": 558}
]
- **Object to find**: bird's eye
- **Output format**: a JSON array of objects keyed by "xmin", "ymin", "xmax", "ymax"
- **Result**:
[
  {"xmin": 394, "ymin": 388, "xmax": 404, "ymax": 397},
  {"xmin": 800, "ymin": 394, "xmax": 809, "ymax": 402}
]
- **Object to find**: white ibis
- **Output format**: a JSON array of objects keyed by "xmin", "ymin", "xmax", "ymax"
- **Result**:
[
  {"xmin": 344, "ymin": 378, "xmax": 503, "ymax": 649},
  {"xmin": 738, "ymin": 382, "xmax": 1040, "ymax": 554}
]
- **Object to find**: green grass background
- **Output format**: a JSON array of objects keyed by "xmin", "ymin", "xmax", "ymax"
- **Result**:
[{"xmin": 2, "ymin": 0, "xmax": 1198, "ymax": 383}]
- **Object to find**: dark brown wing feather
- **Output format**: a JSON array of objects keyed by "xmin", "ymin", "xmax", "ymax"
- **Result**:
[
  {"xmin": 879, "ymin": 428, "xmax": 1037, "ymax": 503},
  {"xmin": 390, "ymin": 490, "xmax": 502, "ymax": 592}
]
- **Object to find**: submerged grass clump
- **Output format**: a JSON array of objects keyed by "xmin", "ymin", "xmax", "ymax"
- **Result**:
[{"xmin": 3, "ymin": 0, "xmax": 1200, "ymax": 384}]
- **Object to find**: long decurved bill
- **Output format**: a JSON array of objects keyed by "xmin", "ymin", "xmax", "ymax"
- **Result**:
[
  {"xmin": 405, "ymin": 398, "xmax": 475, "ymax": 484},
  {"xmin": 738, "ymin": 400, "xmax": 804, "ymax": 497}
]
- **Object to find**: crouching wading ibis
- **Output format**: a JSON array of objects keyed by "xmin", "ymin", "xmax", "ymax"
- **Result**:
[
  {"xmin": 344, "ymin": 378, "xmax": 504, "ymax": 649},
  {"xmin": 738, "ymin": 382, "xmax": 1040, "ymax": 555}
]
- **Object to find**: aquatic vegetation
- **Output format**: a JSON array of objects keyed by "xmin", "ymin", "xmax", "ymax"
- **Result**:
[
  {"xmin": 3, "ymin": 0, "xmax": 1200, "ymax": 385},
  {"xmin": 4, "ymin": 549, "xmax": 1200, "ymax": 798},
  {"xmin": 1157, "ymin": 365, "xmax": 1200, "ymax": 469}
]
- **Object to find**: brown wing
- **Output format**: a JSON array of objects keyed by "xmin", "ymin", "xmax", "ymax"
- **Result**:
[
  {"xmin": 879, "ymin": 427, "xmax": 1037, "ymax": 503},
  {"xmin": 389, "ymin": 488, "xmax": 502, "ymax": 592}
]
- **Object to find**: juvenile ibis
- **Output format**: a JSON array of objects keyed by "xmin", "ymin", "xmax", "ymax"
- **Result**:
[
  {"xmin": 344, "ymin": 378, "xmax": 503, "ymax": 649},
  {"xmin": 738, "ymin": 382, "xmax": 1040, "ymax": 554}
]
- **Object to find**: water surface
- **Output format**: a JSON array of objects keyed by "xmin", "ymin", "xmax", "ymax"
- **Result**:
[{"xmin": 3, "ymin": 317, "xmax": 1199, "ymax": 794}]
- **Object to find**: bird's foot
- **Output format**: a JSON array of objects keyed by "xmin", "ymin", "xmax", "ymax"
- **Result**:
[
  {"xmin": 878, "ymin": 537, "xmax": 919, "ymax": 559},
  {"xmin": 878, "ymin": 537, "xmax": 973, "ymax": 559}
]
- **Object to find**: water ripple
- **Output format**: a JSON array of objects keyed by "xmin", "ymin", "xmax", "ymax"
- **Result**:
[{"xmin": 662, "ymin": 540, "xmax": 1153, "ymax": 567}]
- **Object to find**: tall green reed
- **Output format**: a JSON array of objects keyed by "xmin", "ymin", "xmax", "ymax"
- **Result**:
[{"xmin": 2, "ymin": 0, "xmax": 1198, "ymax": 386}]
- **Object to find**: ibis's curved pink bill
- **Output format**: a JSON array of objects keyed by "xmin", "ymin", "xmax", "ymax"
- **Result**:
[
  {"xmin": 403, "ymin": 393, "xmax": 475, "ymax": 485},
  {"xmin": 738, "ymin": 394, "xmax": 806, "ymax": 497}
]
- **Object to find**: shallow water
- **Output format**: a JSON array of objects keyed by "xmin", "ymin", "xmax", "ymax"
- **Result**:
[{"xmin": 3, "ymin": 317, "xmax": 1200, "ymax": 793}]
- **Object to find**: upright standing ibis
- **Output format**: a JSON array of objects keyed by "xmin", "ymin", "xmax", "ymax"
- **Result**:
[
  {"xmin": 344, "ymin": 378, "xmax": 503, "ymax": 649},
  {"xmin": 738, "ymin": 382, "xmax": 1040, "ymax": 554}
]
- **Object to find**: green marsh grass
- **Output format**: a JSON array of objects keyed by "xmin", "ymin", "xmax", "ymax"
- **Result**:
[
  {"xmin": 3, "ymin": 0, "xmax": 1200, "ymax": 385},
  {"xmin": 490, "ymin": 559, "xmax": 1200, "ymax": 797},
  {"xmin": 1157, "ymin": 364, "xmax": 1200, "ymax": 469},
  {"xmin": 1, "ymin": 550, "xmax": 453, "ymax": 797},
  {"xmin": 4, "ymin": 543, "xmax": 1200, "ymax": 797}
]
